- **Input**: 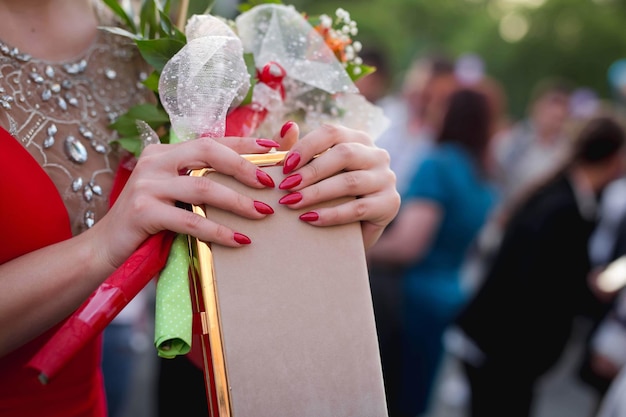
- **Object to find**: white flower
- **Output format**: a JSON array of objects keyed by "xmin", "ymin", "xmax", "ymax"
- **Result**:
[
  {"xmin": 319, "ymin": 14, "xmax": 332, "ymax": 28},
  {"xmin": 335, "ymin": 8, "xmax": 350, "ymax": 22}
]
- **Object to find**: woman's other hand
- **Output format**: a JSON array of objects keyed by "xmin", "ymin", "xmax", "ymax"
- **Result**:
[{"xmin": 275, "ymin": 122, "xmax": 400, "ymax": 249}]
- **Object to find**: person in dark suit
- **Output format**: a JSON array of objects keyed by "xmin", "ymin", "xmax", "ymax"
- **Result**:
[{"xmin": 450, "ymin": 115, "xmax": 626, "ymax": 417}]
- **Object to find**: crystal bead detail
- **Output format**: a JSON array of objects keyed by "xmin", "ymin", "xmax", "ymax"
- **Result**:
[
  {"xmin": 72, "ymin": 177, "xmax": 84, "ymax": 192},
  {"xmin": 85, "ymin": 211, "xmax": 95, "ymax": 228},
  {"xmin": 64, "ymin": 136, "xmax": 88, "ymax": 164}
]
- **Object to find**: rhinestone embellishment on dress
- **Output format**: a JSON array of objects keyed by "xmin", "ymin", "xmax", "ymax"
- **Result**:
[{"xmin": 0, "ymin": 30, "xmax": 151, "ymax": 234}]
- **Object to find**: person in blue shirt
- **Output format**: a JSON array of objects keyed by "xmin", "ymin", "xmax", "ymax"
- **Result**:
[{"xmin": 367, "ymin": 87, "xmax": 500, "ymax": 416}]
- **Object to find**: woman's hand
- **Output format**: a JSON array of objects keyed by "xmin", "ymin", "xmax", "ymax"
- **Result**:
[
  {"xmin": 275, "ymin": 122, "xmax": 400, "ymax": 249},
  {"xmin": 93, "ymin": 136, "xmax": 282, "ymax": 269}
]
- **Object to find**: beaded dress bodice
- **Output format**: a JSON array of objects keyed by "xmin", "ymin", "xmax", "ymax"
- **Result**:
[{"xmin": 0, "ymin": 25, "xmax": 152, "ymax": 236}]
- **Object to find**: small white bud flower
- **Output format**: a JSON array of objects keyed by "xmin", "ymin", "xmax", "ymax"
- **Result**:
[{"xmin": 320, "ymin": 14, "xmax": 332, "ymax": 28}]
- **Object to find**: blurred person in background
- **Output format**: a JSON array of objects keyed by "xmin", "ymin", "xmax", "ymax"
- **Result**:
[
  {"xmin": 365, "ymin": 51, "xmax": 461, "ymax": 416},
  {"xmin": 367, "ymin": 87, "xmax": 500, "ymax": 417},
  {"xmin": 374, "ymin": 52, "xmax": 460, "ymax": 197},
  {"xmin": 577, "ymin": 175, "xmax": 626, "ymax": 414},
  {"xmin": 354, "ymin": 45, "xmax": 394, "ymax": 107},
  {"xmin": 451, "ymin": 115, "xmax": 626, "ymax": 417},
  {"xmin": 494, "ymin": 77, "xmax": 574, "ymax": 202}
]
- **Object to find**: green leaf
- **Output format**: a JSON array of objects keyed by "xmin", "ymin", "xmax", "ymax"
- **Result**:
[
  {"xmin": 98, "ymin": 26, "xmax": 141, "ymax": 41},
  {"xmin": 346, "ymin": 63, "xmax": 376, "ymax": 83},
  {"xmin": 109, "ymin": 103, "xmax": 170, "ymax": 136},
  {"xmin": 158, "ymin": 10, "xmax": 186, "ymax": 42},
  {"xmin": 142, "ymin": 71, "xmax": 161, "ymax": 92},
  {"xmin": 135, "ymin": 38, "xmax": 185, "ymax": 73},
  {"xmin": 238, "ymin": 0, "xmax": 283, "ymax": 13},
  {"xmin": 140, "ymin": 0, "xmax": 158, "ymax": 38},
  {"xmin": 112, "ymin": 136, "xmax": 144, "ymax": 157},
  {"xmin": 127, "ymin": 103, "xmax": 170, "ymax": 123},
  {"xmin": 163, "ymin": 0, "xmax": 172, "ymax": 15},
  {"xmin": 188, "ymin": 0, "xmax": 215, "ymax": 17},
  {"xmin": 102, "ymin": 0, "xmax": 138, "ymax": 33},
  {"xmin": 240, "ymin": 52, "xmax": 257, "ymax": 105}
]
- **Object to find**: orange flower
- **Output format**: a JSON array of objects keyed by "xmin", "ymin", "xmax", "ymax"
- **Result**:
[{"xmin": 314, "ymin": 25, "xmax": 351, "ymax": 63}]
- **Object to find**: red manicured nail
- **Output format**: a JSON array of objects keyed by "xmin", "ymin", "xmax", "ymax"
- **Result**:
[
  {"xmin": 279, "ymin": 192, "xmax": 303, "ymax": 205},
  {"xmin": 256, "ymin": 138, "xmax": 280, "ymax": 148},
  {"xmin": 299, "ymin": 211, "xmax": 319, "ymax": 222},
  {"xmin": 279, "ymin": 173, "xmax": 302, "ymax": 190},
  {"xmin": 254, "ymin": 200, "xmax": 274, "ymax": 215},
  {"xmin": 234, "ymin": 232, "xmax": 251, "ymax": 245},
  {"xmin": 256, "ymin": 168, "xmax": 275, "ymax": 188},
  {"xmin": 280, "ymin": 121, "xmax": 295, "ymax": 138},
  {"xmin": 283, "ymin": 152, "xmax": 301, "ymax": 174}
]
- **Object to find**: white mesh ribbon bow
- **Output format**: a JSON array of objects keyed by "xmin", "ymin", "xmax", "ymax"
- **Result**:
[{"xmin": 159, "ymin": 14, "xmax": 251, "ymax": 141}]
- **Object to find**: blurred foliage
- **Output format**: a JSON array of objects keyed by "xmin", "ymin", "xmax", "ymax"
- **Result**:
[{"xmin": 271, "ymin": 0, "xmax": 626, "ymax": 119}]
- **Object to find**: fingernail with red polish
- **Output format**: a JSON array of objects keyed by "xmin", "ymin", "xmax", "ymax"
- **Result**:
[
  {"xmin": 256, "ymin": 168, "xmax": 275, "ymax": 188},
  {"xmin": 234, "ymin": 232, "xmax": 251, "ymax": 245},
  {"xmin": 279, "ymin": 173, "xmax": 302, "ymax": 190},
  {"xmin": 283, "ymin": 152, "xmax": 301, "ymax": 174},
  {"xmin": 256, "ymin": 138, "xmax": 281, "ymax": 148},
  {"xmin": 280, "ymin": 121, "xmax": 295, "ymax": 138},
  {"xmin": 299, "ymin": 211, "xmax": 319, "ymax": 222},
  {"xmin": 254, "ymin": 200, "xmax": 274, "ymax": 215},
  {"xmin": 279, "ymin": 192, "xmax": 303, "ymax": 205}
]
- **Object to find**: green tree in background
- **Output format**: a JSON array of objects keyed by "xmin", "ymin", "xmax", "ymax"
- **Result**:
[
  {"xmin": 284, "ymin": 0, "xmax": 626, "ymax": 118},
  {"xmin": 177, "ymin": 0, "xmax": 626, "ymax": 119}
]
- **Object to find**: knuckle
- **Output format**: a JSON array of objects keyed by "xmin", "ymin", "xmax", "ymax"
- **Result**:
[
  {"xmin": 140, "ymin": 142, "xmax": 164, "ymax": 157},
  {"xmin": 182, "ymin": 210, "xmax": 205, "ymax": 230},
  {"xmin": 342, "ymin": 171, "xmax": 361, "ymax": 192},
  {"xmin": 234, "ymin": 193, "xmax": 250, "ymax": 212},
  {"xmin": 353, "ymin": 199, "xmax": 368, "ymax": 219},
  {"xmin": 306, "ymin": 160, "xmax": 321, "ymax": 181},
  {"xmin": 307, "ymin": 184, "xmax": 321, "ymax": 201},
  {"xmin": 193, "ymin": 137, "xmax": 219, "ymax": 157},
  {"xmin": 193, "ymin": 177, "xmax": 215, "ymax": 195},
  {"xmin": 332, "ymin": 142, "xmax": 354, "ymax": 159},
  {"xmin": 129, "ymin": 192, "xmax": 152, "ymax": 216},
  {"xmin": 376, "ymin": 147, "xmax": 392, "ymax": 165},
  {"xmin": 320, "ymin": 123, "xmax": 342, "ymax": 138},
  {"xmin": 213, "ymin": 223, "xmax": 233, "ymax": 242}
]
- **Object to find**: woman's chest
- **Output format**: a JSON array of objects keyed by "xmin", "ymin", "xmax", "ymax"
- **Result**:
[{"xmin": 0, "ymin": 32, "xmax": 152, "ymax": 235}]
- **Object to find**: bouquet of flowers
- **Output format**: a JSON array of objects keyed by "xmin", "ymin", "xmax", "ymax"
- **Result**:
[{"xmin": 28, "ymin": 0, "xmax": 389, "ymax": 382}]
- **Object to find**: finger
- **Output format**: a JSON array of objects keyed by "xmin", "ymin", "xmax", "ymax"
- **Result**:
[
  {"xmin": 297, "ymin": 194, "xmax": 392, "ymax": 228},
  {"xmin": 279, "ymin": 169, "xmax": 386, "ymax": 209},
  {"xmin": 295, "ymin": 190, "xmax": 400, "ymax": 250},
  {"xmin": 296, "ymin": 142, "xmax": 385, "ymax": 186},
  {"xmin": 151, "ymin": 204, "xmax": 255, "ymax": 248},
  {"xmin": 273, "ymin": 120, "xmax": 299, "ymax": 151},
  {"xmin": 212, "ymin": 136, "xmax": 282, "ymax": 154},
  {"xmin": 152, "ymin": 175, "xmax": 275, "ymax": 220},
  {"xmin": 138, "ymin": 138, "xmax": 273, "ymax": 189},
  {"xmin": 282, "ymin": 124, "xmax": 374, "ymax": 175}
]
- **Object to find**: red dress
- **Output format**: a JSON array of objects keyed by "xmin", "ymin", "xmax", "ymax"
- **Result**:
[{"xmin": 0, "ymin": 127, "xmax": 107, "ymax": 417}]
